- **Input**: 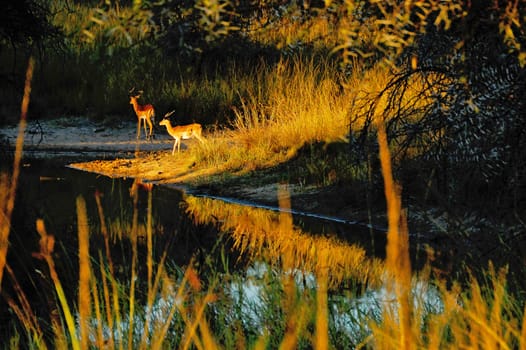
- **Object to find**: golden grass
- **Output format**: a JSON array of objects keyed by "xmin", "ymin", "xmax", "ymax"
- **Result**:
[
  {"xmin": 0, "ymin": 57, "xmax": 34, "ymax": 287},
  {"xmin": 187, "ymin": 56, "xmax": 351, "ymax": 176},
  {"xmin": 77, "ymin": 196, "xmax": 91, "ymax": 350},
  {"xmin": 369, "ymin": 119, "xmax": 414, "ymax": 349},
  {"xmin": 34, "ymin": 218, "xmax": 80, "ymax": 350}
]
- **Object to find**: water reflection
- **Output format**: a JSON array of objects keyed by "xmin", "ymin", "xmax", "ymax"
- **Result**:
[
  {"xmin": 8, "ymin": 160, "xmax": 386, "ymax": 292},
  {"xmin": 184, "ymin": 184, "xmax": 385, "ymax": 289}
]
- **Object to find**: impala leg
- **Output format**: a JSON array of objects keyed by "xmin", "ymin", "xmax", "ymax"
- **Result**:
[
  {"xmin": 146, "ymin": 118, "xmax": 153, "ymax": 141},
  {"xmin": 143, "ymin": 119, "xmax": 149, "ymax": 140},
  {"xmin": 172, "ymin": 139, "xmax": 179, "ymax": 156},
  {"xmin": 136, "ymin": 120, "xmax": 141, "ymax": 139}
]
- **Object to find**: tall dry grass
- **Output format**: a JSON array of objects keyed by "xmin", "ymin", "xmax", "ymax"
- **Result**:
[
  {"xmin": 0, "ymin": 57, "xmax": 34, "ymax": 287},
  {"xmin": 190, "ymin": 55, "xmax": 351, "ymax": 175},
  {"xmin": 363, "ymin": 114, "xmax": 526, "ymax": 350}
]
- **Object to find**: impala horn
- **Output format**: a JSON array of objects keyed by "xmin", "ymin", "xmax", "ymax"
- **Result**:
[{"xmin": 164, "ymin": 110, "xmax": 175, "ymax": 119}]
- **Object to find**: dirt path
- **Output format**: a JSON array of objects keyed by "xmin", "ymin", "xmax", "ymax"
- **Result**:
[{"xmin": 0, "ymin": 117, "xmax": 178, "ymax": 157}]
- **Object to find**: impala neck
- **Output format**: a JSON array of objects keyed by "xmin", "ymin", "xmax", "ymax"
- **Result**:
[{"xmin": 131, "ymin": 99, "xmax": 140, "ymax": 113}]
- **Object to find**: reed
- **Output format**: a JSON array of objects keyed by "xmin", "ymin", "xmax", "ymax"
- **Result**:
[{"xmin": 2, "ymin": 3, "xmax": 526, "ymax": 349}]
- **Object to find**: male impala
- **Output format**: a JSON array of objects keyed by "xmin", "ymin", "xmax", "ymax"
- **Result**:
[
  {"xmin": 129, "ymin": 88, "xmax": 155, "ymax": 140},
  {"xmin": 159, "ymin": 112, "xmax": 204, "ymax": 154}
]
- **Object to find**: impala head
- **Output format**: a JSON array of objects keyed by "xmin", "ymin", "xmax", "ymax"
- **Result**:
[
  {"xmin": 159, "ymin": 118, "xmax": 170, "ymax": 127},
  {"xmin": 128, "ymin": 87, "xmax": 143, "ymax": 105}
]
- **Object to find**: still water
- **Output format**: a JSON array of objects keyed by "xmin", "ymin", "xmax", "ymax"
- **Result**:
[
  {"xmin": 1, "ymin": 158, "xmax": 440, "ymax": 347},
  {"xmin": 2, "ymin": 158, "xmax": 222, "ymax": 343}
]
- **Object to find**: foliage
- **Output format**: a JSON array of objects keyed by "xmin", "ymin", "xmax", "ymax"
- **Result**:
[
  {"xmin": 76, "ymin": 0, "xmax": 242, "ymax": 57},
  {"xmin": 339, "ymin": 0, "xmax": 526, "ymax": 230},
  {"xmin": 336, "ymin": 0, "xmax": 526, "ymax": 68},
  {"xmin": 0, "ymin": 0, "xmax": 60, "ymax": 49}
]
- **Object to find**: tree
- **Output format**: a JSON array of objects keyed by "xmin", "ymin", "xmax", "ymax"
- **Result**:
[
  {"xmin": 0, "ymin": 0, "xmax": 58, "ymax": 50},
  {"xmin": 343, "ymin": 0, "xmax": 526, "ymax": 218}
]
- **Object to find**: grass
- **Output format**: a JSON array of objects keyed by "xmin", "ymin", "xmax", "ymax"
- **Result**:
[
  {"xmin": 1, "ymin": 1, "xmax": 526, "ymax": 349},
  {"xmin": 174, "ymin": 55, "xmax": 352, "ymax": 180},
  {"xmin": 5, "ymin": 102, "xmax": 526, "ymax": 348}
]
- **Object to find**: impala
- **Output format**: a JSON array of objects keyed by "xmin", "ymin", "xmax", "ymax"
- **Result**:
[
  {"xmin": 129, "ymin": 88, "xmax": 155, "ymax": 140},
  {"xmin": 159, "ymin": 113, "xmax": 204, "ymax": 154}
]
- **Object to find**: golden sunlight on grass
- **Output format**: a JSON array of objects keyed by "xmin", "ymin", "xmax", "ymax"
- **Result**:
[
  {"xmin": 187, "ymin": 56, "xmax": 352, "ymax": 176},
  {"xmin": 371, "ymin": 120, "xmax": 414, "ymax": 349},
  {"xmin": 0, "ymin": 57, "xmax": 33, "ymax": 288},
  {"xmin": 27, "ymin": 180, "xmax": 223, "ymax": 349},
  {"xmin": 34, "ymin": 219, "xmax": 80, "ymax": 350},
  {"xmin": 5, "ymin": 23, "xmax": 526, "ymax": 346},
  {"xmin": 72, "ymin": 57, "xmax": 351, "ymax": 184},
  {"xmin": 77, "ymin": 196, "xmax": 91, "ymax": 350}
]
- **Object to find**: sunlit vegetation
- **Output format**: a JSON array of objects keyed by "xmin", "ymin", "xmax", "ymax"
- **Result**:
[
  {"xmin": 186, "ymin": 55, "xmax": 351, "ymax": 173},
  {"xmin": 2, "ymin": 0, "xmax": 526, "ymax": 348}
]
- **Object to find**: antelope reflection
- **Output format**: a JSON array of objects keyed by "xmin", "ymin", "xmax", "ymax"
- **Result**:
[{"xmin": 185, "ymin": 185, "xmax": 384, "ymax": 289}]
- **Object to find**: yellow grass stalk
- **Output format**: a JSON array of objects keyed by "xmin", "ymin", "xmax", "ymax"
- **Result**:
[
  {"xmin": 376, "ymin": 121, "xmax": 414, "ymax": 349},
  {"xmin": 95, "ymin": 192, "xmax": 118, "ymax": 349},
  {"xmin": 77, "ymin": 196, "xmax": 91, "ymax": 350},
  {"xmin": 90, "ymin": 267, "xmax": 105, "ymax": 349},
  {"xmin": 147, "ymin": 185, "xmax": 153, "ymax": 295},
  {"xmin": 314, "ymin": 269, "xmax": 329, "ymax": 350},
  {"xmin": 34, "ymin": 219, "xmax": 80, "ymax": 350},
  {"xmin": 140, "ymin": 185, "xmax": 155, "ymax": 350},
  {"xmin": 165, "ymin": 267, "xmax": 221, "ymax": 350},
  {"xmin": 127, "ymin": 178, "xmax": 140, "ymax": 350},
  {"xmin": 2, "ymin": 264, "xmax": 46, "ymax": 347},
  {"xmin": 146, "ymin": 251, "xmax": 169, "ymax": 327},
  {"xmin": 252, "ymin": 331, "xmax": 269, "ymax": 350},
  {"xmin": 150, "ymin": 270, "xmax": 180, "ymax": 350},
  {"xmin": 0, "ymin": 57, "xmax": 33, "ymax": 287},
  {"xmin": 277, "ymin": 184, "xmax": 293, "ymax": 235},
  {"xmin": 95, "ymin": 191, "xmax": 114, "ymax": 273},
  {"xmin": 279, "ymin": 275, "xmax": 310, "ymax": 350},
  {"xmin": 274, "ymin": 183, "xmax": 320, "ymax": 349},
  {"xmin": 198, "ymin": 309, "xmax": 221, "ymax": 350},
  {"xmin": 458, "ymin": 266, "xmax": 513, "ymax": 349}
]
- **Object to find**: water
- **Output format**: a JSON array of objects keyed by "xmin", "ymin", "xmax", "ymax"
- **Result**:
[
  {"xmin": 1, "ymin": 157, "xmax": 416, "ymax": 347},
  {"xmin": 1, "ymin": 158, "xmax": 225, "ymax": 341}
]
